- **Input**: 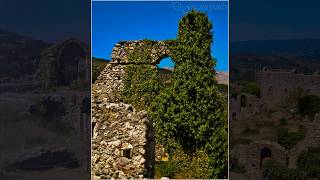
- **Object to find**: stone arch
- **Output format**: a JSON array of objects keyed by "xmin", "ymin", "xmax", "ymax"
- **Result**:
[
  {"xmin": 260, "ymin": 147, "xmax": 271, "ymax": 168},
  {"xmin": 38, "ymin": 38, "xmax": 90, "ymax": 90},
  {"xmin": 111, "ymin": 40, "xmax": 172, "ymax": 64},
  {"xmin": 55, "ymin": 40, "xmax": 89, "ymax": 85},
  {"xmin": 246, "ymin": 142, "xmax": 286, "ymax": 176}
]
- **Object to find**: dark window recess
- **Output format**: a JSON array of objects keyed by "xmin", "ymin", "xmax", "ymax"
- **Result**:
[
  {"xmin": 123, "ymin": 149, "xmax": 131, "ymax": 159},
  {"xmin": 240, "ymin": 95, "xmax": 247, "ymax": 108}
]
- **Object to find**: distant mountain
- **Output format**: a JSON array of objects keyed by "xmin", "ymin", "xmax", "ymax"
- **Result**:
[
  {"xmin": 92, "ymin": 57, "xmax": 110, "ymax": 83},
  {"xmin": 0, "ymin": 30, "xmax": 50, "ymax": 78},
  {"xmin": 231, "ymin": 39, "xmax": 320, "ymax": 59},
  {"xmin": 230, "ymin": 39, "xmax": 320, "ymax": 81},
  {"xmin": 216, "ymin": 71, "xmax": 228, "ymax": 85}
]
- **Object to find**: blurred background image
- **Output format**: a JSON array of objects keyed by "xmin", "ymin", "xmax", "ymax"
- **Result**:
[
  {"xmin": 229, "ymin": 0, "xmax": 320, "ymax": 179},
  {"xmin": 0, "ymin": 0, "xmax": 91, "ymax": 180}
]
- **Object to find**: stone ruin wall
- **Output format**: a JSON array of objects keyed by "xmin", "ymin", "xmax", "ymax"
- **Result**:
[
  {"xmin": 257, "ymin": 69, "xmax": 320, "ymax": 108},
  {"xmin": 91, "ymin": 102, "xmax": 153, "ymax": 179},
  {"xmin": 233, "ymin": 141, "xmax": 287, "ymax": 178},
  {"xmin": 288, "ymin": 121, "xmax": 320, "ymax": 168},
  {"xmin": 91, "ymin": 40, "xmax": 170, "ymax": 179},
  {"xmin": 230, "ymin": 93, "xmax": 265, "ymax": 121}
]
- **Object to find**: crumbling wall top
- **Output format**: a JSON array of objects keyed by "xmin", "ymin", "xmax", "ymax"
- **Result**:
[{"xmin": 111, "ymin": 40, "xmax": 171, "ymax": 64}]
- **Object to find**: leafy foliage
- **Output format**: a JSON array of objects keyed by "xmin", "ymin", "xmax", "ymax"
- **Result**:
[
  {"xmin": 150, "ymin": 10, "xmax": 227, "ymax": 178},
  {"xmin": 263, "ymin": 150, "xmax": 320, "ymax": 180},
  {"xmin": 263, "ymin": 160, "xmax": 302, "ymax": 180},
  {"xmin": 276, "ymin": 126, "xmax": 305, "ymax": 149},
  {"xmin": 122, "ymin": 64, "xmax": 159, "ymax": 110},
  {"xmin": 242, "ymin": 81, "xmax": 260, "ymax": 97},
  {"xmin": 172, "ymin": 147, "xmax": 213, "ymax": 179},
  {"xmin": 119, "ymin": 10, "xmax": 227, "ymax": 178},
  {"xmin": 155, "ymin": 161, "xmax": 178, "ymax": 178},
  {"xmin": 297, "ymin": 147, "xmax": 320, "ymax": 178},
  {"xmin": 298, "ymin": 94, "xmax": 320, "ymax": 119},
  {"xmin": 230, "ymin": 160, "xmax": 246, "ymax": 174}
]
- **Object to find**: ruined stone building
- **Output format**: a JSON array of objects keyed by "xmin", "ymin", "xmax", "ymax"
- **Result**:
[
  {"xmin": 37, "ymin": 38, "xmax": 90, "ymax": 91},
  {"xmin": 230, "ymin": 67, "xmax": 320, "ymax": 179},
  {"xmin": 232, "ymin": 141, "xmax": 287, "ymax": 178},
  {"xmin": 257, "ymin": 67, "xmax": 320, "ymax": 108},
  {"xmin": 91, "ymin": 40, "xmax": 171, "ymax": 179},
  {"xmin": 35, "ymin": 38, "xmax": 91, "ymax": 140},
  {"xmin": 230, "ymin": 93, "xmax": 264, "ymax": 121},
  {"xmin": 0, "ymin": 38, "xmax": 91, "ymax": 174}
]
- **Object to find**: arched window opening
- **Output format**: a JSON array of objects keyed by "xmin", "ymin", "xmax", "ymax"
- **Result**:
[
  {"xmin": 260, "ymin": 147, "xmax": 271, "ymax": 168},
  {"xmin": 58, "ymin": 43, "xmax": 86, "ymax": 86},
  {"xmin": 232, "ymin": 112, "xmax": 237, "ymax": 120},
  {"xmin": 240, "ymin": 95, "xmax": 247, "ymax": 108},
  {"xmin": 156, "ymin": 57, "xmax": 175, "ymax": 87}
]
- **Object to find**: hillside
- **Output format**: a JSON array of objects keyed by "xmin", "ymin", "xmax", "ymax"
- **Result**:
[
  {"xmin": 0, "ymin": 30, "xmax": 50, "ymax": 78},
  {"xmin": 230, "ymin": 39, "xmax": 320, "ymax": 81},
  {"xmin": 92, "ymin": 57, "xmax": 110, "ymax": 83}
]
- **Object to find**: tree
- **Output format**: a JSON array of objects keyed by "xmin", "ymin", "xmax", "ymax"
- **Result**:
[
  {"xmin": 151, "ymin": 10, "xmax": 227, "ymax": 178},
  {"xmin": 242, "ymin": 82, "xmax": 260, "ymax": 97},
  {"xmin": 298, "ymin": 94, "xmax": 320, "ymax": 120}
]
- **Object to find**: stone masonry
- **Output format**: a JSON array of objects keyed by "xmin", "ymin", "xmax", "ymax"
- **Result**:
[
  {"xmin": 91, "ymin": 102, "xmax": 153, "ymax": 179},
  {"xmin": 91, "ymin": 40, "xmax": 170, "ymax": 179},
  {"xmin": 256, "ymin": 68, "xmax": 320, "ymax": 108}
]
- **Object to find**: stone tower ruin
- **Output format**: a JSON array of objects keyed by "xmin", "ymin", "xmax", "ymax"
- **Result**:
[{"xmin": 91, "ymin": 40, "xmax": 171, "ymax": 179}]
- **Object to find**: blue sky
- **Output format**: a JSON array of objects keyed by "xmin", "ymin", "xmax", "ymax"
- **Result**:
[
  {"xmin": 92, "ymin": 1, "xmax": 228, "ymax": 71},
  {"xmin": 231, "ymin": 0, "xmax": 320, "ymax": 42},
  {"xmin": 0, "ymin": 0, "xmax": 90, "ymax": 43}
]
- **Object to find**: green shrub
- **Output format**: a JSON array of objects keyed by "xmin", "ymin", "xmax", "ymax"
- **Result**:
[
  {"xmin": 155, "ymin": 161, "xmax": 177, "ymax": 178},
  {"xmin": 242, "ymin": 82, "xmax": 260, "ymax": 97},
  {"xmin": 297, "ymin": 147, "xmax": 320, "ymax": 178},
  {"xmin": 120, "ymin": 10, "xmax": 227, "ymax": 178},
  {"xmin": 122, "ymin": 64, "xmax": 159, "ymax": 110},
  {"xmin": 263, "ymin": 160, "xmax": 302, "ymax": 179},
  {"xmin": 276, "ymin": 126, "xmax": 305, "ymax": 149},
  {"xmin": 298, "ymin": 94, "xmax": 320, "ymax": 120},
  {"xmin": 151, "ymin": 10, "xmax": 227, "ymax": 178},
  {"xmin": 171, "ymin": 147, "xmax": 214, "ymax": 179},
  {"xmin": 230, "ymin": 162, "xmax": 246, "ymax": 174}
]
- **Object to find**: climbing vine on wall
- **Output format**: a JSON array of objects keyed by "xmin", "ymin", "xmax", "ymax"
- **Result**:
[
  {"xmin": 121, "ymin": 10, "xmax": 227, "ymax": 179},
  {"xmin": 38, "ymin": 55, "xmax": 58, "ymax": 92},
  {"xmin": 122, "ymin": 40, "xmax": 166, "ymax": 110},
  {"xmin": 122, "ymin": 64, "xmax": 159, "ymax": 110},
  {"xmin": 151, "ymin": 10, "xmax": 227, "ymax": 178}
]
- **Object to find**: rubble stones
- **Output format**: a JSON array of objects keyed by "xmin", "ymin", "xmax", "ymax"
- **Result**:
[
  {"xmin": 111, "ymin": 40, "xmax": 171, "ymax": 64},
  {"xmin": 91, "ymin": 101, "xmax": 151, "ymax": 178},
  {"xmin": 92, "ymin": 40, "xmax": 168, "ymax": 178}
]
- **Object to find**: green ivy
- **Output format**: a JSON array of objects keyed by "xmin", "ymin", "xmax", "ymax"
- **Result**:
[
  {"xmin": 298, "ymin": 94, "xmax": 320, "ymax": 120},
  {"xmin": 276, "ymin": 126, "xmax": 305, "ymax": 149},
  {"xmin": 150, "ymin": 10, "xmax": 227, "ymax": 178},
  {"xmin": 263, "ymin": 160, "xmax": 302, "ymax": 179},
  {"xmin": 297, "ymin": 147, "xmax": 320, "ymax": 178},
  {"xmin": 121, "ymin": 10, "xmax": 227, "ymax": 178},
  {"xmin": 122, "ymin": 64, "xmax": 159, "ymax": 110},
  {"xmin": 121, "ymin": 40, "xmax": 158, "ymax": 109}
]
